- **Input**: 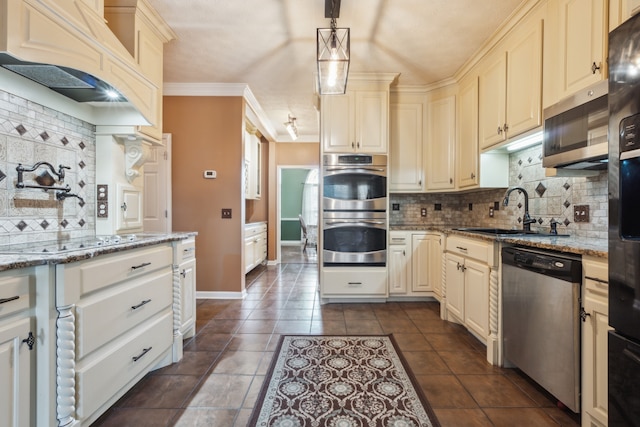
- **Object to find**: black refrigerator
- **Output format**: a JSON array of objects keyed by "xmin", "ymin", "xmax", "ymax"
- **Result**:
[{"xmin": 608, "ymin": 12, "xmax": 640, "ymax": 427}]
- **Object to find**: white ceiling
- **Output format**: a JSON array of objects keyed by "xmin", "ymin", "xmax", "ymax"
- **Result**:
[{"xmin": 148, "ymin": 0, "xmax": 525, "ymax": 142}]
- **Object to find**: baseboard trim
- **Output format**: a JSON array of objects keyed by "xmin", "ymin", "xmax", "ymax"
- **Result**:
[
  {"xmin": 267, "ymin": 260, "xmax": 279, "ymax": 266},
  {"xmin": 196, "ymin": 290, "xmax": 247, "ymax": 299}
]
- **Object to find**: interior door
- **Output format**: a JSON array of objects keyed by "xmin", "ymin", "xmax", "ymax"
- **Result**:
[{"xmin": 143, "ymin": 134, "xmax": 172, "ymax": 232}]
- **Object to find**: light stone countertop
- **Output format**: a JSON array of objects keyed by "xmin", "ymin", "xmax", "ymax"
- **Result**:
[
  {"xmin": 0, "ymin": 232, "xmax": 197, "ymax": 273},
  {"xmin": 391, "ymin": 225, "xmax": 608, "ymax": 259}
]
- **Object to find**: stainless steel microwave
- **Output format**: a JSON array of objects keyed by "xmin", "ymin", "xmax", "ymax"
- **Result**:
[{"xmin": 542, "ymin": 80, "xmax": 609, "ymax": 170}]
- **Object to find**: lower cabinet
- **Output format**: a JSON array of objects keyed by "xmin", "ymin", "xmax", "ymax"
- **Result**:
[
  {"xmin": 245, "ymin": 222, "xmax": 267, "ymax": 273},
  {"xmin": 175, "ymin": 238, "xmax": 197, "ymax": 339},
  {"xmin": 444, "ymin": 235, "xmax": 495, "ymax": 342},
  {"xmin": 582, "ymin": 256, "xmax": 610, "ymax": 427},
  {"xmin": 388, "ymin": 231, "xmax": 442, "ymax": 298},
  {"xmin": 56, "ymin": 244, "xmax": 175, "ymax": 426},
  {"xmin": 0, "ymin": 268, "xmax": 36, "ymax": 427}
]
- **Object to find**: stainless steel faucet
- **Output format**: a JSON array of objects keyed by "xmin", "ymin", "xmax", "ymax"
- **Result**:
[{"xmin": 503, "ymin": 187, "xmax": 536, "ymax": 232}]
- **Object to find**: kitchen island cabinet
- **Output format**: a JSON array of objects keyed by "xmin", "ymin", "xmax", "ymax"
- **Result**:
[
  {"xmin": 0, "ymin": 268, "xmax": 36, "ymax": 427},
  {"xmin": 55, "ymin": 243, "xmax": 175, "ymax": 426},
  {"xmin": 245, "ymin": 222, "xmax": 267, "ymax": 273}
]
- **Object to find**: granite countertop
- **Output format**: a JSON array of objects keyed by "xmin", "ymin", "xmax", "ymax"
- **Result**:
[
  {"xmin": 391, "ymin": 224, "xmax": 608, "ymax": 259},
  {"xmin": 0, "ymin": 232, "xmax": 197, "ymax": 273}
]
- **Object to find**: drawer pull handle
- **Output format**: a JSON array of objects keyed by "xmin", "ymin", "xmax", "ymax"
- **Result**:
[
  {"xmin": 131, "ymin": 299, "xmax": 152, "ymax": 310},
  {"xmin": 0, "ymin": 295, "xmax": 19, "ymax": 304},
  {"xmin": 585, "ymin": 276, "xmax": 608, "ymax": 284},
  {"xmin": 131, "ymin": 262, "xmax": 151, "ymax": 270},
  {"xmin": 347, "ymin": 282, "xmax": 362, "ymax": 286},
  {"xmin": 22, "ymin": 332, "xmax": 35, "ymax": 350},
  {"xmin": 456, "ymin": 246, "xmax": 468, "ymax": 252},
  {"xmin": 132, "ymin": 347, "xmax": 152, "ymax": 362}
]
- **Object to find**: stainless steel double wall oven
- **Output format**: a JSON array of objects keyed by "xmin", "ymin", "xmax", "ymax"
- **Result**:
[{"xmin": 322, "ymin": 154, "xmax": 387, "ymax": 267}]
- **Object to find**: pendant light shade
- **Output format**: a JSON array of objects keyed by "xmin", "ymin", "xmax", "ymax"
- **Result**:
[{"xmin": 317, "ymin": 27, "xmax": 350, "ymax": 95}]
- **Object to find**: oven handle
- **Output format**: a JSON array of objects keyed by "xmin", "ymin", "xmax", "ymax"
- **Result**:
[
  {"xmin": 325, "ymin": 220, "xmax": 386, "ymax": 226},
  {"xmin": 324, "ymin": 167, "xmax": 386, "ymax": 172}
]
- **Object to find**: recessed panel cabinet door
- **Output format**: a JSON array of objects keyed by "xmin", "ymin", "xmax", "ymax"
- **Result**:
[
  {"xmin": 356, "ymin": 91, "xmax": 388, "ymax": 153},
  {"xmin": 463, "ymin": 258, "xmax": 489, "ymax": 338},
  {"xmin": 445, "ymin": 253, "xmax": 465, "ymax": 321},
  {"xmin": 426, "ymin": 95, "xmax": 456, "ymax": 190},
  {"xmin": 0, "ymin": 317, "xmax": 33, "ymax": 427},
  {"xmin": 390, "ymin": 102, "xmax": 424, "ymax": 191},
  {"xmin": 479, "ymin": 52, "xmax": 507, "ymax": 150},
  {"xmin": 457, "ymin": 77, "xmax": 479, "ymax": 189},
  {"xmin": 321, "ymin": 94, "xmax": 353, "ymax": 152}
]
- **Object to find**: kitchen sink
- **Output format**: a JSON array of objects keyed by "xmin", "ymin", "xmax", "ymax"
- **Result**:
[{"xmin": 454, "ymin": 227, "xmax": 569, "ymax": 237}]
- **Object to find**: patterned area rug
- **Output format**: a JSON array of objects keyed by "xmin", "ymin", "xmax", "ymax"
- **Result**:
[{"xmin": 248, "ymin": 335, "xmax": 440, "ymax": 427}]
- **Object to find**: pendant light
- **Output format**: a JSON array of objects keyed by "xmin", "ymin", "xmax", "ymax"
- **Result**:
[{"xmin": 317, "ymin": 0, "xmax": 350, "ymax": 95}]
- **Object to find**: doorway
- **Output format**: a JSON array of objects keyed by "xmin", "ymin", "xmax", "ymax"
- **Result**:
[{"xmin": 277, "ymin": 166, "xmax": 318, "ymax": 264}]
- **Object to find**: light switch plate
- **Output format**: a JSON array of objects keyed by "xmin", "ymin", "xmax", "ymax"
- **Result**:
[{"xmin": 222, "ymin": 208, "xmax": 232, "ymax": 219}]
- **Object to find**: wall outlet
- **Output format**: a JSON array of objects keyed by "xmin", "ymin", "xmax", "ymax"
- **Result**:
[
  {"xmin": 489, "ymin": 207, "xmax": 494, "ymax": 217},
  {"xmin": 221, "ymin": 208, "xmax": 232, "ymax": 219},
  {"xmin": 421, "ymin": 207, "xmax": 427, "ymax": 217},
  {"xmin": 392, "ymin": 203, "xmax": 400, "ymax": 211},
  {"xmin": 574, "ymin": 205, "xmax": 589, "ymax": 222}
]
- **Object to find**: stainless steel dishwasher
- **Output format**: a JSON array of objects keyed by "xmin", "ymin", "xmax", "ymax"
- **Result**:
[{"xmin": 501, "ymin": 246, "xmax": 582, "ymax": 413}]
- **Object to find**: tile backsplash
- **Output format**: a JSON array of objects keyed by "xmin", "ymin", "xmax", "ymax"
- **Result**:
[
  {"xmin": 0, "ymin": 89, "xmax": 96, "ymax": 245},
  {"xmin": 391, "ymin": 144, "xmax": 608, "ymax": 239}
]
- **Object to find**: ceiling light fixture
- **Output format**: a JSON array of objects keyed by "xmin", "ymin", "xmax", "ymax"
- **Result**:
[
  {"xmin": 317, "ymin": 0, "xmax": 350, "ymax": 95},
  {"xmin": 285, "ymin": 114, "xmax": 298, "ymax": 140}
]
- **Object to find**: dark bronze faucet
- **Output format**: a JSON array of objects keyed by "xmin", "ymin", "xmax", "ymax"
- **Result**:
[{"xmin": 503, "ymin": 187, "xmax": 536, "ymax": 232}]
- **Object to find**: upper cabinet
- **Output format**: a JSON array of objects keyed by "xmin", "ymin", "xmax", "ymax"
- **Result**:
[
  {"xmin": 426, "ymin": 90, "xmax": 456, "ymax": 191},
  {"xmin": 321, "ymin": 90, "xmax": 388, "ymax": 153},
  {"xmin": 321, "ymin": 74, "xmax": 397, "ymax": 154},
  {"xmin": 457, "ymin": 76, "xmax": 480, "ymax": 189},
  {"xmin": 610, "ymin": 0, "xmax": 640, "ymax": 30},
  {"xmin": 105, "ymin": 0, "xmax": 177, "ymax": 142},
  {"xmin": 244, "ymin": 127, "xmax": 262, "ymax": 200},
  {"xmin": 546, "ymin": 0, "xmax": 607, "ymax": 104},
  {"xmin": 479, "ymin": 14, "xmax": 543, "ymax": 150},
  {"xmin": 389, "ymin": 91, "xmax": 426, "ymax": 192}
]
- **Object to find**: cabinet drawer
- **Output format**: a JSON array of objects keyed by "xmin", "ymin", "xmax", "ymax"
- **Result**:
[
  {"xmin": 245, "ymin": 223, "xmax": 267, "ymax": 238},
  {"xmin": 322, "ymin": 270, "xmax": 387, "ymax": 295},
  {"xmin": 75, "ymin": 310, "xmax": 173, "ymax": 420},
  {"xmin": 0, "ymin": 271, "xmax": 34, "ymax": 319},
  {"xmin": 58, "ymin": 244, "xmax": 173, "ymax": 305},
  {"xmin": 75, "ymin": 269, "xmax": 172, "ymax": 359},
  {"xmin": 446, "ymin": 236, "xmax": 492, "ymax": 264},
  {"xmin": 389, "ymin": 231, "xmax": 409, "ymax": 245},
  {"xmin": 175, "ymin": 238, "xmax": 196, "ymax": 264}
]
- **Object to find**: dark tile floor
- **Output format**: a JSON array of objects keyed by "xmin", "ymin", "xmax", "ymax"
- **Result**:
[{"xmin": 94, "ymin": 262, "xmax": 580, "ymax": 426}]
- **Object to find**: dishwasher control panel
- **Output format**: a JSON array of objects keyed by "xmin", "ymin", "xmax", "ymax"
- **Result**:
[{"xmin": 503, "ymin": 246, "xmax": 581, "ymax": 283}]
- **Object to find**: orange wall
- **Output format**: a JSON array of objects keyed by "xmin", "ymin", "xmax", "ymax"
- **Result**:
[
  {"xmin": 164, "ymin": 96, "xmax": 245, "ymax": 293},
  {"xmin": 268, "ymin": 142, "xmax": 320, "ymax": 259}
]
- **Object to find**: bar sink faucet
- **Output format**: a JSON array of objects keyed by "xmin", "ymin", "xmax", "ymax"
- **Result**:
[{"xmin": 503, "ymin": 187, "xmax": 536, "ymax": 232}]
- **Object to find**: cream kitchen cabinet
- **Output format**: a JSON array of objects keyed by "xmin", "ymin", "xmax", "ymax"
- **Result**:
[
  {"xmin": 389, "ymin": 92, "xmax": 425, "ymax": 192},
  {"xmin": 388, "ymin": 231, "xmax": 442, "ymax": 297},
  {"xmin": 321, "ymin": 89, "xmax": 388, "ymax": 153},
  {"xmin": 0, "ymin": 269, "xmax": 36, "ymax": 427},
  {"xmin": 610, "ymin": 0, "xmax": 640, "ymax": 29},
  {"xmin": 244, "ymin": 128, "xmax": 262, "ymax": 200},
  {"xmin": 412, "ymin": 233, "xmax": 442, "ymax": 295},
  {"xmin": 550, "ymin": 0, "xmax": 608, "ymax": 102},
  {"xmin": 444, "ymin": 235, "xmax": 494, "ymax": 341},
  {"xmin": 389, "ymin": 232, "xmax": 410, "ymax": 294},
  {"xmin": 479, "ymin": 15, "xmax": 543, "ymax": 150},
  {"xmin": 245, "ymin": 222, "xmax": 267, "ymax": 273},
  {"xmin": 582, "ymin": 256, "xmax": 610, "ymax": 427},
  {"xmin": 425, "ymin": 94, "xmax": 456, "ymax": 191},
  {"xmin": 175, "ymin": 239, "xmax": 196, "ymax": 338},
  {"xmin": 55, "ymin": 244, "xmax": 174, "ymax": 426}
]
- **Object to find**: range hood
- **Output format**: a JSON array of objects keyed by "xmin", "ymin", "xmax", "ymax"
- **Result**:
[{"xmin": 0, "ymin": 0, "xmax": 156, "ymax": 126}]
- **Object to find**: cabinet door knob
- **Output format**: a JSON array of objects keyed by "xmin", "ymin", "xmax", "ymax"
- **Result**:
[
  {"xmin": 351, "ymin": 142, "xmax": 355, "ymax": 149},
  {"xmin": 181, "ymin": 269, "xmax": 187, "ymax": 278},
  {"xmin": 356, "ymin": 142, "xmax": 360, "ymax": 149},
  {"xmin": 470, "ymin": 173, "xmax": 475, "ymax": 179},
  {"xmin": 591, "ymin": 61, "xmax": 601, "ymax": 74},
  {"xmin": 497, "ymin": 126, "xmax": 503, "ymax": 134},
  {"xmin": 22, "ymin": 332, "xmax": 35, "ymax": 350},
  {"xmin": 503, "ymin": 123, "xmax": 509, "ymax": 132},
  {"xmin": 449, "ymin": 177, "xmax": 453, "ymax": 184},
  {"xmin": 121, "ymin": 202, "xmax": 127, "ymax": 211}
]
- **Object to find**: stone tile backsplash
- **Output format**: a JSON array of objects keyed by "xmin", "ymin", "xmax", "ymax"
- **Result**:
[
  {"xmin": 0, "ymin": 89, "xmax": 96, "ymax": 245},
  {"xmin": 391, "ymin": 144, "xmax": 608, "ymax": 239}
]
